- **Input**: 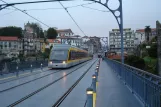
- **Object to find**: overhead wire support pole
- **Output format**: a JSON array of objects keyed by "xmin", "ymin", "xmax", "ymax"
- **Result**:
[
  {"xmin": 86, "ymin": 0, "xmax": 124, "ymax": 63},
  {"xmin": 119, "ymin": 0, "xmax": 124, "ymax": 64}
]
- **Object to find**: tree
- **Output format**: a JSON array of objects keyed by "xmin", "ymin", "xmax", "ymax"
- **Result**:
[
  {"xmin": 0, "ymin": 26, "xmax": 22, "ymax": 38},
  {"xmin": 145, "ymin": 26, "xmax": 151, "ymax": 43},
  {"xmin": 50, "ymin": 45, "xmax": 53, "ymax": 51},
  {"xmin": 125, "ymin": 55, "xmax": 145, "ymax": 70},
  {"xmin": 47, "ymin": 28, "xmax": 58, "ymax": 39},
  {"xmin": 148, "ymin": 44, "xmax": 157, "ymax": 58},
  {"xmin": 29, "ymin": 22, "xmax": 44, "ymax": 38}
]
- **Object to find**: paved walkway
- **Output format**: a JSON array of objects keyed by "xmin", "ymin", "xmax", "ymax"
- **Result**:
[{"xmin": 96, "ymin": 60, "xmax": 143, "ymax": 107}]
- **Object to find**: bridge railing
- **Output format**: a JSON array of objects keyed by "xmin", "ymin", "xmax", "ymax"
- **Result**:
[
  {"xmin": 105, "ymin": 58, "xmax": 161, "ymax": 107},
  {"xmin": 0, "ymin": 60, "xmax": 48, "ymax": 75}
]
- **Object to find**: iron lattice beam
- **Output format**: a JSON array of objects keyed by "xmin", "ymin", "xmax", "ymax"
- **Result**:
[{"xmin": 88, "ymin": 0, "xmax": 124, "ymax": 63}]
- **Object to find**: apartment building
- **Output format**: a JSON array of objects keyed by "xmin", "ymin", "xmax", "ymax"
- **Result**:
[
  {"xmin": 0, "ymin": 36, "xmax": 22, "ymax": 54},
  {"xmin": 135, "ymin": 28, "xmax": 156, "ymax": 45},
  {"xmin": 109, "ymin": 28, "xmax": 135, "ymax": 54},
  {"xmin": 57, "ymin": 29, "xmax": 74, "ymax": 37}
]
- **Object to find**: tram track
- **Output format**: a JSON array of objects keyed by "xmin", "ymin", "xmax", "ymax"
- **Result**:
[
  {"xmin": 0, "ymin": 60, "xmax": 91, "ymax": 93},
  {"xmin": 6, "ymin": 59, "xmax": 96, "ymax": 107},
  {"xmin": 52, "ymin": 59, "xmax": 97, "ymax": 107}
]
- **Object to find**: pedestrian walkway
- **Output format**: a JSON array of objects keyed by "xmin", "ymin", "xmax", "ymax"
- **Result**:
[{"xmin": 96, "ymin": 60, "xmax": 143, "ymax": 107}]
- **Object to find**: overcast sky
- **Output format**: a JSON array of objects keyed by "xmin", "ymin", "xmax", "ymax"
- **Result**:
[{"xmin": 0, "ymin": 0, "xmax": 160, "ymax": 37}]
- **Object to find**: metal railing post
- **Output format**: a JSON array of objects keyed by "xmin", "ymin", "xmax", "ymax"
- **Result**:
[
  {"xmin": 131, "ymin": 73, "xmax": 134, "ymax": 94},
  {"xmin": 30, "ymin": 64, "xmax": 33, "ymax": 73},
  {"xmin": 106, "ymin": 58, "xmax": 161, "ymax": 107},
  {"xmin": 86, "ymin": 87, "xmax": 93, "ymax": 107},
  {"xmin": 16, "ymin": 66, "xmax": 19, "ymax": 77},
  {"xmin": 41, "ymin": 63, "xmax": 43, "ymax": 71}
]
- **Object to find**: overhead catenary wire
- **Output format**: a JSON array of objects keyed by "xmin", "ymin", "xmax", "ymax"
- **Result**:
[
  {"xmin": 0, "ymin": 0, "xmax": 50, "ymax": 28},
  {"xmin": 4, "ymin": 2, "xmax": 95, "ymax": 11},
  {"xmin": 81, "ymin": 5, "xmax": 110, "ymax": 12},
  {"xmin": 1, "ymin": 10, "xmax": 16, "ymax": 16},
  {"xmin": 58, "ymin": 1, "xmax": 87, "ymax": 36}
]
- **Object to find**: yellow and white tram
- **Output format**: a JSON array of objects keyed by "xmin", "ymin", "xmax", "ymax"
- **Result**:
[{"xmin": 48, "ymin": 44, "xmax": 91, "ymax": 68}]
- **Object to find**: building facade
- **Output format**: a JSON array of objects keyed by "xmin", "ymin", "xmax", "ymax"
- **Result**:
[
  {"xmin": 109, "ymin": 28, "xmax": 135, "ymax": 55},
  {"xmin": 81, "ymin": 36, "xmax": 90, "ymax": 50},
  {"xmin": 135, "ymin": 28, "xmax": 156, "ymax": 45},
  {"xmin": 89, "ymin": 36, "xmax": 101, "ymax": 53},
  {"xmin": 24, "ymin": 22, "xmax": 35, "ymax": 55},
  {"xmin": 0, "ymin": 36, "xmax": 22, "ymax": 55},
  {"xmin": 42, "ymin": 39, "xmax": 61, "ymax": 52},
  {"xmin": 57, "ymin": 29, "xmax": 74, "ymax": 37},
  {"xmin": 58, "ymin": 35, "xmax": 83, "ymax": 48}
]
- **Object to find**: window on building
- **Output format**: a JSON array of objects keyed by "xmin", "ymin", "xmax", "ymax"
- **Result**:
[{"xmin": 9, "ymin": 42, "xmax": 11, "ymax": 47}]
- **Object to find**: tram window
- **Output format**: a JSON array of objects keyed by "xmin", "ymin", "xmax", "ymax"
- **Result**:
[{"xmin": 70, "ymin": 51, "xmax": 75, "ymax": 60}]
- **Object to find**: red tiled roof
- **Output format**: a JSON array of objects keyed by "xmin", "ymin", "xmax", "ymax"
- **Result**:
[
  {"xmin": 0, "ymin": 36, "xmax": 18, "ymax": 41},
  {"xmin": 136, "ymin": 28, "xmax": 156, "ymax": 33},
  {"xmin": 82, "ymin": 36, "xmax": 89, "ymax": 38},
  {"xmin": 47, "ymin": 39, "xmax": 60, "ymax": 43},
  {"xmin": 56, "ymin": 29, "xmax": 73, "ymax": 33},
  {"xmin": 136, "ymin": 29, "xmax": 144, "ymax": 33}
]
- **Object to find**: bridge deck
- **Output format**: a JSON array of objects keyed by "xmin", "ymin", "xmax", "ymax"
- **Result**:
[{"xmin": 96, "ymin": 60, "xmax": 143, "ymax": 107}]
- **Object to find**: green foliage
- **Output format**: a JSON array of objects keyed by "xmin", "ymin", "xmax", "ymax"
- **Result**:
[
  {"xmin": 0, "ymin": 26, "xmax": 22, "ymax": 38},
  {"xmin": 125, "ymin": 55, "xmax": 145, "ymax": 70},
  {"xmin": 142, "ymin": 51, "xmax": 148, "ymax": 58},
  {"xmin": 50, "ymin": 45, "xmax": 53, "ymax": 51},
  {"xmin": 144, "ymin": 56, "xmax": 158, "ymax": 75},
  {"xmin": 43, "ymin": 48, "xmax": 50, "ymax": 58},
  {"xmin": 18, "ymin": 53, "xmax": 25, "ymax": 61},
  {"xmin": 147, "ymin": 44, "xmax": 157, "ymax": 58},
  {"xmin": 27, "ymin": 22, "xmax": 44, "ymax": 38},
  {"xmin": 140, "ymin": 43, "xmax": 146, "ymax": 49},
  {"xmin": 151, "ymin": 36, "xmax": 157, "ymax": 43},
  {"xmin": 47, "ymin": 28, "xmax": 58, "ymax": 39}
]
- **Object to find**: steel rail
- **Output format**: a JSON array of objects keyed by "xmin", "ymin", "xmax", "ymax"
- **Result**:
[
  {"xmin": 52, "ymin": 60, "xmax": 97, "ymax": 107},
  {"xmin": 7, "ymin": 59, "xmax": 94, "ymax": 107},
  {"xmin": 0, "ymin": 60, "xmax": 90, "ymax": 93}
]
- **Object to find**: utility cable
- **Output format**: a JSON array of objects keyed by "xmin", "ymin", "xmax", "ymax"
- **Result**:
[
  {"xmin": 81, "ymin": 5, "xmax": 110, "ymax": 12},
  {"xmin": 0, "ymin": 0, "xmax": 50, "ymax": 28},
  {"xmin": 4, "ymin": 2, "xmax": 95, "ymax": 11},
  {"xmin": 1, "ymin": 10, "xmax": 16, "ymax": 16},
  {"xmin": 58, "ymin": 1, "xmax": 87, "ymax": 36}
]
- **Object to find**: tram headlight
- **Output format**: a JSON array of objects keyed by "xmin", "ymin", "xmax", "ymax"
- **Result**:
[
  {"xmin": 62, "ymin": 61, "xmax": 66, "ymax": 64},
  {"xmin": 49, "ymin": 61, "xmax": 52, "ymax": 64}
]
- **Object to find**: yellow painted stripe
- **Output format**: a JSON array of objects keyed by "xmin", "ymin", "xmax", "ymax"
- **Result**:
[
  {"xmin": 0, "ymin": 75, "xmax": 16, "ymax": 81},
  {"xmin": 67, "ymin": 57, "xmax": 91, "ymax": 63},
  {"xmin": 93, "ymin": 92, "xmax": 96, "ymax": 107},
  {"xmin": 96, "ymin": 82, "xmax": 98, "ymax": 89}
]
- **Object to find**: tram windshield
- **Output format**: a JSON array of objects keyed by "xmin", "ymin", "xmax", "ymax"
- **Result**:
[{"xmin": 50, "ymin": 50, "xmax": 68, "ymax": 61}]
